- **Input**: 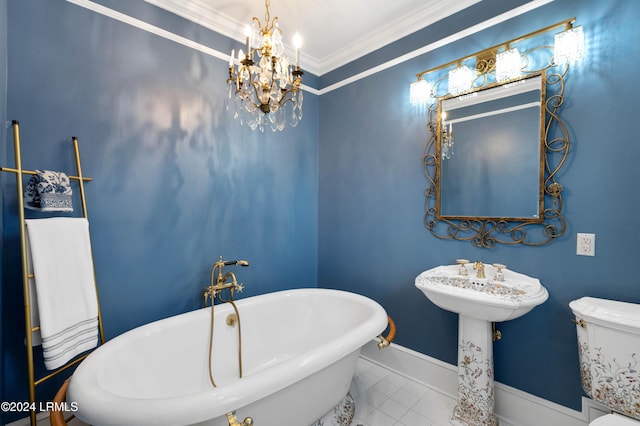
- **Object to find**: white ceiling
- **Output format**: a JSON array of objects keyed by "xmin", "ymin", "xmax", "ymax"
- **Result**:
[{"xmin": 144, "ymin": 0, "xmax": 481, "ymax": 76}]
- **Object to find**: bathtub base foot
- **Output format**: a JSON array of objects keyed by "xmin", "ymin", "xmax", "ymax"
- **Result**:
[
  {"xmin": 311, "ymin": 392, "xmax": 356, "ymax": 426},
  {"xmin": 226, "ymin": 411, "xmax": 253, "ymax": 426}
]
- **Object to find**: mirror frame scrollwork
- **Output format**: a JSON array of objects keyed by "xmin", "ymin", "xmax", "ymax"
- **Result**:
[{"xmin": 423, "ymin": 23, "xmax": 573, "ymax": 248}]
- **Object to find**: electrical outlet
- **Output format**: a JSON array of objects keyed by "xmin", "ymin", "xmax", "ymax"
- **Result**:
[{"xmin": 576, "ymin": 233, "xmax": 595, "ymax": 256}]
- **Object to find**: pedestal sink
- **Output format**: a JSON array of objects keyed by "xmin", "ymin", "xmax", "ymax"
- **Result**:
[{"xmin": 415, "ymin": 262, "xmax": 548, "ymax": 426}]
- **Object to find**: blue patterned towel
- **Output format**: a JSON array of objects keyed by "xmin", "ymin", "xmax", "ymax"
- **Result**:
[{"xmin": 24, "ymin": 170, "xmax": 73, "ymax": 212}]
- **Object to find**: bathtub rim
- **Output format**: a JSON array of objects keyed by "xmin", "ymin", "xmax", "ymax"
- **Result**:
[{"xmin": 68, "ymin": 288, "xmax": 388, "ymax": 426}]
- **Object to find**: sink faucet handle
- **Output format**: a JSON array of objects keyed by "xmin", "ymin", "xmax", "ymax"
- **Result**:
[
  {"xmin": 492, "ymin": 263, "xmax": 506, "ymax": 282},
  {"xmin": 456, "ymin": 259, "xmax": 470, "ymax": 276}
]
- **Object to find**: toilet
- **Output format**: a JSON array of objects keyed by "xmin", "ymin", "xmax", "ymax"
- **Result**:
[{"xmin": 569, "ymin": 297, "xmax": 640, "ymax": 426}]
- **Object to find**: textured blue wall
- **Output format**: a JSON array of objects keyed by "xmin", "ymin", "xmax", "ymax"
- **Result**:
[
  {"xmin": 319, "ymin": 0, "xmax": 640, "ymax": 412},
  {"xmin": 1, "ymin": 0, "xmax": 318, "ymax": 422}
]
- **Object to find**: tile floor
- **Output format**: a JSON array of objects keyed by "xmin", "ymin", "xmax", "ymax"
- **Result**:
[{"xmin": 350, "ymin": 357, "xmax": 456, "ymax": 426}]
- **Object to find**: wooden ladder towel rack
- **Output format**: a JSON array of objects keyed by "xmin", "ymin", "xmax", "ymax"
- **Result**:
[{"xmin": 1, "ymin": 120, "xmax": 106, "ymax": 426}]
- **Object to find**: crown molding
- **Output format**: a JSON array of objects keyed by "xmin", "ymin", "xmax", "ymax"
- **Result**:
[
  {"xmin": 317, "ymin": 0, "xmax": 481, "ymax": 75},
  {"xmin": 144, "ymin": 0, "xmax": 480, "ymax": 76},
  {"xmin": 67, "ymin": 0, "xmax": 553, "ymax": 94},
  {"xmin": 144, "ymin": 0, "xmax": 321, "ymax": 75},
  {"xmin": 145, "ymin": 0, "xmax": 241, "ymax": 43}
]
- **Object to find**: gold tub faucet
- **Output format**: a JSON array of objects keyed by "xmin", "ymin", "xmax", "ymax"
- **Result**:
[{"xmin": 204, "ymin": 256, "xmax": 250, "ymax": 305}]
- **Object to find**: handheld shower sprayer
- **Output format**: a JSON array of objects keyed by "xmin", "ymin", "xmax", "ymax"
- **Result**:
[{"xmin": 222, "ymin": 259, "xmax": 250, "ymax": 267}]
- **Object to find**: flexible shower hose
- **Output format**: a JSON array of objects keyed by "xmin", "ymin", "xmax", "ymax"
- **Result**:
[{"xmin": 208, "ymin": 297, "xmax": 243, "ymax": 388}]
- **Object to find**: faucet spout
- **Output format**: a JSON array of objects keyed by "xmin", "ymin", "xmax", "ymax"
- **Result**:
[{"xmin": 473, "ymin": 261, "xmax": 486, "ymax": 279}]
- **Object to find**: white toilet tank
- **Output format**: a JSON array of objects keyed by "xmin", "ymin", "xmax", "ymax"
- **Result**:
[{"xmin": 569, "ymin": 297, "xmax": 640, "ymax": 421}]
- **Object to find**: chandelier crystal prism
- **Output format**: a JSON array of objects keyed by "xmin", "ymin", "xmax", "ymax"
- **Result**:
[{"xmin": 226, "ymin": 0, "xmax": 304, "ymax": 132}]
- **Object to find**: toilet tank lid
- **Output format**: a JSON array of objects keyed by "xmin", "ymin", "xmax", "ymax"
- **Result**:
[{"xmin": 569, "ymin": 297, "xmax": 640, "ymax": 330}]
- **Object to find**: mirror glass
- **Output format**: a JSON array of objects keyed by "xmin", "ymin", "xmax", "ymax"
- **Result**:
[{"xmin": 437, "ymin": 73, "xmax": 545, "ymax": 221}]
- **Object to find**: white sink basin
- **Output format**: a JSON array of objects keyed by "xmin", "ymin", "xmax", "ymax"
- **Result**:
[{"xmin": 415, "ymin": 263, "xmax": 548, "ymax": 321}]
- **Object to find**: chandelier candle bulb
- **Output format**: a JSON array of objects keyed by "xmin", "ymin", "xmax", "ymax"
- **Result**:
[
  {"xmin": 229, "ymin": 49, "xmax": 234, "ymax": 67},
  {"xmin": 293, "ymin": 32, "xmax": 303, "ymax": 67},
  {"xmin": 244, "ymin": 25, "xmax": 251, "ymax": 54}
]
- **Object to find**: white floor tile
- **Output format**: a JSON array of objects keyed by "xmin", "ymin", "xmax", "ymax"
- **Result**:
[
  {"xmin": 351, "ymin": 357, "xmax": 455, "ymax": 426},
  {"xmin": 371, "ymin": 376, "xmax": 403, "ymax": 398},
  {"xmin": 398, "ymin": 408, "xmax": 435, "ymax": 426},
  {"xmin": 378, "ymin": 398, "xmax": 410, "ymax": 420},
  {"xmin": 363, "ymin": 409, "xmax": 399, "ymax": 426},
  {"xmin": 390, "ymin": 387, "xmax": 421, "ymax": 408}
]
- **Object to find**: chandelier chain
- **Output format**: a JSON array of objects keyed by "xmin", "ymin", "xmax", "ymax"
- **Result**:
[{"xmin": 264, "ymin": 0, "xmax": 270, "ymax": 26}]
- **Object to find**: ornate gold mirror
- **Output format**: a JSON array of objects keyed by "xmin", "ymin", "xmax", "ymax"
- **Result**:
[{"xmin": 414, "ymin": 18, "xmax": 582, "ymax": 247}]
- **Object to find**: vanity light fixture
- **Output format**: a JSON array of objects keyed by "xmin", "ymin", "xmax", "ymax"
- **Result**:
[
  {"xmin": 226, "ymin": 0, "xmax": 304, "ymax": 132},
  {"xmin": 409, "ymin": 18, "xmax": 585, "ymax": 106},
  {"xmin": 448, "ymin": 65, "xmax": 474, "ymax": 96},
  {"xmin": 554, "ymin": 25, "xmax": 584, "ymax": 64},
  {"xmin": 495, "ymin": 47, "xmax": 521, "ymax": 82},
  {"xmin": 409, "ymin": 78, "xmax": 432, "ymax": 109}
]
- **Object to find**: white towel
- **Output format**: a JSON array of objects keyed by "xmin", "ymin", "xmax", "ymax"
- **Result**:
[
  {"xmin": 26, "ymin": 235, "xmax": 42, "ymax": 346},
  {"xmin": 25, "ymin": 217, "xmax": 98, "ymax": 370}
]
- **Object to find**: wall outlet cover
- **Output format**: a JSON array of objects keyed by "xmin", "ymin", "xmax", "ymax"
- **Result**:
[{"xmin": 577, "ymin": 233, "xmax": 595, "ymax": 256}]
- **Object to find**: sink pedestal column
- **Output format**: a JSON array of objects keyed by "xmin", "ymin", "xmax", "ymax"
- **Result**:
[{"xmin": 451, "ymin": 315, "xmax": 497, "ymax": 426}]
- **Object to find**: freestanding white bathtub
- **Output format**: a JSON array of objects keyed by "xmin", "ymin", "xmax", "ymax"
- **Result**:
[{"xmin": 67, "ymin": 288, "xmax": 388, "ymax": 426}]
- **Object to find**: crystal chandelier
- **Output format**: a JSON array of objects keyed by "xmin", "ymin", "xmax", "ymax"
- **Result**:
[{"xmin": 226, "ymin": 0, "xmax": 304, "ymax": 132}]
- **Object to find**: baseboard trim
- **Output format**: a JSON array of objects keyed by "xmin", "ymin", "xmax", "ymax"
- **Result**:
[{"xmin": 360, "ymin": 340, "xmax": 610, "ymax": 426}]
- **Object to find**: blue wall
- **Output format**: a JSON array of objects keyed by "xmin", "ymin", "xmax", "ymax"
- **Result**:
[
  {"xmin": 1, "ymin": 0, "xmax": 318, "ymax": 423},
  {"xmin": 2, "ymin": 0, "xmax": 640, "ymax": 423},
  {"xmin": 319, "ymin": 0, "xmax": 640, "ymax": 412}
]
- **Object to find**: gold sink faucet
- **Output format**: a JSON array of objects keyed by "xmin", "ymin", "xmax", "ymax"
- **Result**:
[
  {"xmin": 204, "ymin": 256, "xmax": 250, "ymax": 305},
  {"xmin": 473, "ymin": 261, "xmax": 485, "ymax": 279}
]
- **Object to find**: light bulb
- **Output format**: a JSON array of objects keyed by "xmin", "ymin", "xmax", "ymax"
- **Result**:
[
  {"xmin": 293, "ymin": 32, "xmax": 302, "ymax": 67},
  {"xmin": 409, "ymin": 79, "xmax": 432, "ymax": 107},
  {"xmin": 293, "ymin": 32, "xmax": 303, "ymax": 49},
  {"xmin": 554, "ymin": 25, "xmax": 584, "ymax": 64}
]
